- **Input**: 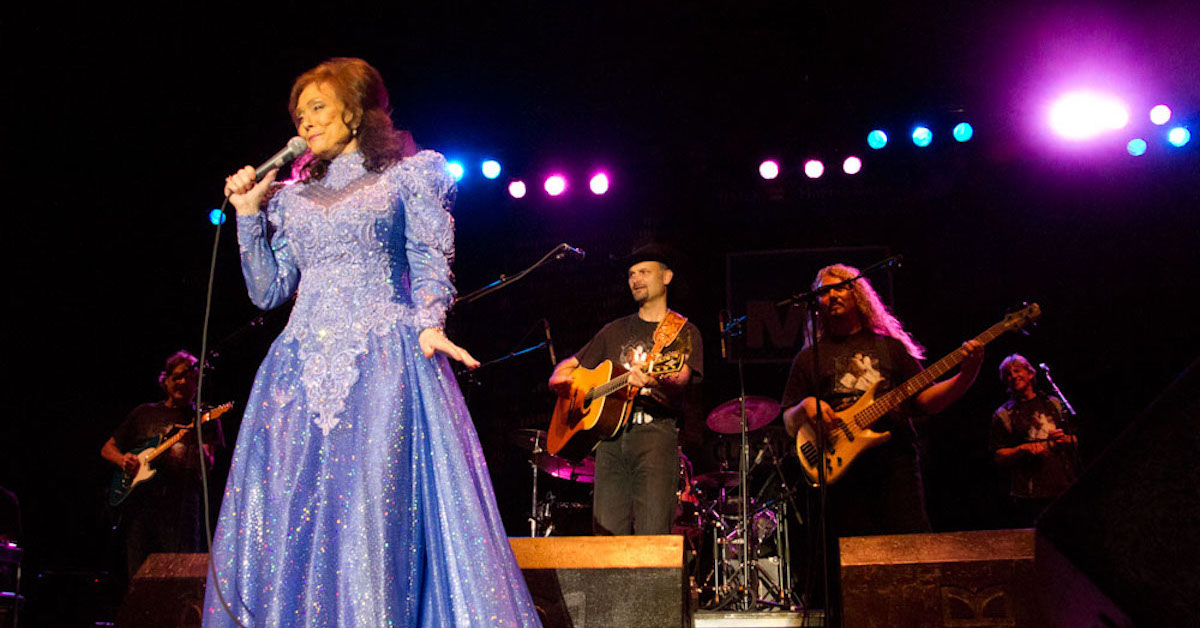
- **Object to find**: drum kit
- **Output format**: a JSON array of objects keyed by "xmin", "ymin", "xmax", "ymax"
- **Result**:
[{"xmin": 511, "ymin": 395, "xmax": 803, "ymax": 611}]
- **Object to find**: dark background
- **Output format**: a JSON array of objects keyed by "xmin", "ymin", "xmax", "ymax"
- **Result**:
[{"xmin": 4, "ymin": 1, "xmax": 1198, "ymax": 623}]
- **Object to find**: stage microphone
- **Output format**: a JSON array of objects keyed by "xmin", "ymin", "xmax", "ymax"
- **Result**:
[
  {"xmin": 883, "ymin": 254, "xmax": 904, "ymax": 269},
  {"xmin": 1038, "ymin": 362, "xmax": 1051, "ymax": 373},
  {"xmin": 542, "ymin": 319, "xmax": 558, "ymax": 365},
  {"xmin": 752, "ymin": 439, "xmax": 768, "ymax": 467},
  {"xmin": 718, "ymin": 310, "xmax": 729, "ymax": 359},
  {"xmin": 254, "ymin": 136, "xmax": 308, "ymax": 181},
  {"xmin": 556, "ymin": 244, "xmax": 586, "ymax": 260}
]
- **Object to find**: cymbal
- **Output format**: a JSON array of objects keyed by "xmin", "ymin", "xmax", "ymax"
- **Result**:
[
  {"xmin": 705, "ymin": 396, "xmax": 780, "ymax": 434},
  {"xmin": 509, "ymin": 428, "xmax": 547, "ymax": 452},
  {"xmin": 533, "ymin": 452, "xmax": 596, "ymax": 483},
  {"xmin": 693, "ymin": 470, "xmax": 740, "ymax": 489}
]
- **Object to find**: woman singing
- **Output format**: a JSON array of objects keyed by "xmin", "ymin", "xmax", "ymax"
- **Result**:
[{"xmin": 208, "ymin": 57, "xmax": 540, "ymax": 627}]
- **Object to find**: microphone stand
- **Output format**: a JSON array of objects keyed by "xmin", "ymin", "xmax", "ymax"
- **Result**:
[
  {"xmin": 1039, "ymin": 363, "xmax": 1084, "ymax": 470},
  {"xmin": 456, "ymin": 243, "xmax": 582, "ymax": 305},
  {"xmin": 719, "ymin": 311, "xmax": 757, "ymax": 610}
]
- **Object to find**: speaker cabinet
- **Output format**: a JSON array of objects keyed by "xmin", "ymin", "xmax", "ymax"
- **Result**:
[
  {"xmin": 116, "ymin": 553, "xmax": 207, "ymax": 628},
  {"xmin": 840, "ymin": 529, "xmax": 1036, "ymax": 628},
  {"xmin": 509, "ymin": 535, "xmax": 688, "ymax": 628},
  {"xmin": 1035, "ymin": 360, "xmax": 1199, "ymax": 627}
]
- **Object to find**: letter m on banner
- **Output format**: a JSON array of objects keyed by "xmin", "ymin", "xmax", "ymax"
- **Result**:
[{"xmin": 724, "ymin": 247, "xmax": 893, "ymax": 363}]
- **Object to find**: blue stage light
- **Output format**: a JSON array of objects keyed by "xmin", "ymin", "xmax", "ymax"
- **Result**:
[
  {"xmin": 1126, "ymin": 138, "xmax": 1147, "ymax": 156},
  {"xmin": 209, "ymin": 209, "xmax": 226, "ymax": 225},
  {"xmin": 911, "ymin": 126, "xmax": 933, "ymax": 147},
  {"xmin": 481, "ymin": 160, "xmax": 501, "ymax": 179},
  {"xmin": 952, "ymin": 122, "xmax": 974, "ymax": 142},
  {"xmin": 447, "ymin": 161, "xmax": 465, "ymax": 181},
  {"xmin": 867, "ymin": 130, "xmax": 888, "ymax": 150},
  {"xmin": 1167, "ymin": 126, "xmax": 1191, "ymax": 148}
]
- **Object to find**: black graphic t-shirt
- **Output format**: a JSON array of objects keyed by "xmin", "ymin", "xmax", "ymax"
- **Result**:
[
  {"xmin": 989, "ymin": 394, "xmax": 1077, "ymax": 499},
  {"xmin": 781, "ymin": 331, "xmax": 924, "ymax": 446},
  {"xmin": 575, "ymin": 313, "xmax": 704, "ymax": 418}
]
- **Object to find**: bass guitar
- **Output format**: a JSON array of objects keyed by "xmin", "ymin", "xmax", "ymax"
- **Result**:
[
  {"xmin": 548, "ymin": 352, "xmax": 686, "ymax": 462},
  {"xmin": 795, "ymin": 304, "xmax": 1041, "ymax": 485},
  {"xmin": 107, "ymin": 401, "xmax": 233, "ymax": 506}
]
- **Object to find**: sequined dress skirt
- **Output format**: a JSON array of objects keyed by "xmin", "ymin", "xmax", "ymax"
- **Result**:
[{"xmin": 203, "ymin": 325, "xmax": 541, "ymax": 627}]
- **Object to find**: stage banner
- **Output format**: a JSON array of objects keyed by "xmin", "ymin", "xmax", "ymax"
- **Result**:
[{"xmin": 724, "ymin": 246, "xmax": 892, "ymax": 364}]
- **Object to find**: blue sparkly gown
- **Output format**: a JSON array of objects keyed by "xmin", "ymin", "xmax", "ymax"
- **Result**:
[{"xmin": 203, "ymin": 150, "xmax": 541, "ymax": 627}]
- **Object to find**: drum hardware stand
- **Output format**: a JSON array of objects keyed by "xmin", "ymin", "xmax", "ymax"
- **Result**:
[
  {"xmin": 718, "ymin": 309, "xmax": 761, "ymax": 611},
  {"xmin": 776, "ymin": 253, "xmax": 903, "ymax": 626},
  {"xmin": 527, "ymin": 431, "xmax": 547, "ymax": 536}
]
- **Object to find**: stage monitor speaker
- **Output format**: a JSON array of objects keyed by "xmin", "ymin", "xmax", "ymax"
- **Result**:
[
  {"xmin": 1035, "ymin": 358, "xmax": 1199, "ymax": 628},
  {"xmin": 509, "ymin": 535, "xmax": 688, "ymax": 628},
  {"xmin": 116, "ymin": 553, "xmax": 207, "ymax": 628},
  {"xmin": 840, "ymin": 528, "xmax": 1037, "ymax": 628}
]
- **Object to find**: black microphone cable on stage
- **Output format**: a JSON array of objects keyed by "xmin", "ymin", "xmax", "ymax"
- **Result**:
[{"xmin": 191, "ymin": 137, "xmax": 307, "ymax": 628}]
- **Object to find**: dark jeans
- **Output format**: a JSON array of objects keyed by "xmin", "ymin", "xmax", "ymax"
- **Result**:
[{"xmin": 593, "ymin": 418, "xmax": 679, "ymax": 535}]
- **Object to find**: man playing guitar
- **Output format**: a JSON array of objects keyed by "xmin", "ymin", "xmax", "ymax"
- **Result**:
[
  {"xmin": 549, "ymin": 245, "xmax": 703, "ymax": 535},
  {"xmin": 100, "ymin": 350, "xmax": 221, "ymax": 578}
]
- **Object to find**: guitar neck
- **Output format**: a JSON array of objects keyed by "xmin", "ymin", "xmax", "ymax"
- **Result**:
[
  {"xmin": 141, "ymin": 402, "xmax": 231, "ymax": 463},
  {"xmin": 145, "ymin": 428, "xmax": 188, "ymax": 463},
  {"xmin": 853, "ymin": 320, "xmax": 1011, "ymax": 429},
  {"xmin": 590, "ymin": 372, "xmax": 633, "ymax": 401}
]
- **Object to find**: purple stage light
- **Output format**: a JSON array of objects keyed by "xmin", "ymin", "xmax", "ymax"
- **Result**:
[
  {"xmin": 842, "ymin": 156, "xmax": 862, "ymax": 175},
  {"xmin": 508, "ymin": 180, "xmax": 527, "ymax": 199},
  {"xmin": 544, "ymin": 175, "xmax": 567, "ymax": 196},
  {"xmin": 1048, "ymin": 91, "xmax": 1130, "ymax": 140},
  {"xmin": 804, "ymin": 159, "xmax": 825, "ymax": 179},
  {"xmin": 589, "ymin": 172, "xmax": 609, "ymax": 195},
  {"xmin": 759, "ymin": 159, "xmax": 780, "ymax": 180},
  {"xmin": 1149, "ymin": 105, "xmax": 1172, "ymax": 126}
]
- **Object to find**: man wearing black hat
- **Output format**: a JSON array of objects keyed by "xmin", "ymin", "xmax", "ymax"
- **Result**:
[{"xmin": 549, "ymin": 247, "xmax": 703, "ymax": 535}]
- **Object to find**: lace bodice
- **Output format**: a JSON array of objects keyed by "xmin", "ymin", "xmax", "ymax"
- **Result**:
[{"xmin": 236, "ymin": 150, "xmax": 456, "ymax": 434}]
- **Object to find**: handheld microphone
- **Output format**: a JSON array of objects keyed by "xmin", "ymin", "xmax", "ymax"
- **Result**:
[
  {"xmin": 542, "ymin": 319, "xmax": 558, "ymax": 365},
  {"xmin": 254, "ymin": 137, "xmax": 308, "ymax": 181},
  {"xmin": 556, "ymin": 244, "xmax": 586, "ymax": 260}
]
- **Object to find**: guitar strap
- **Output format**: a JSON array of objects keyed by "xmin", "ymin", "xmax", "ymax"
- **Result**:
[
  {"xmin": 630, "ymin": 310, "xmax": 689, "ymax": 409},
  {"xmin": 648, "ymin": 310, "xmax": 688, "ymax": 360}
]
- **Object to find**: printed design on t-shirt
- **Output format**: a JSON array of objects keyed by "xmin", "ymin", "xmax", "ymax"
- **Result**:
[
  {"xmin": 1024, "ymin": 411, "xmax": 1059, "ymax": 441},
  {"xmin": 619, "ymin": 340, "xmax": 652, "ymax": 371},
  {"xmin": 833, "ymin": 352, "xmax": 884, "ymax": 398}
]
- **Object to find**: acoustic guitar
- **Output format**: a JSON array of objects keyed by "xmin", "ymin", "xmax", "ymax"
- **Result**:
[{"xmin": 547, "ymin": 352, "xmax": 686, "ymax": 462}]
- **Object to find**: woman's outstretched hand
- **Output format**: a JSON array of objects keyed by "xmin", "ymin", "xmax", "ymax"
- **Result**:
[
  {"xmin": 224, "ymin": 165, "xmax": 277, "ymax": 216},
  {"xmin": 419, "ymin": 328, "xmax": 480, "ymax": 369}
]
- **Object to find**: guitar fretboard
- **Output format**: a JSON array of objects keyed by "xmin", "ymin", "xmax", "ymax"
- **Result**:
[{"xmin": 852, "ymin": 315, "xmax": 1026, "ymax": 430}]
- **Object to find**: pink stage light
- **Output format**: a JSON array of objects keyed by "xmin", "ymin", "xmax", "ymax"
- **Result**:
[
  {"xmin": 508, "ymin": 180, "xmax": 527, "ymax": 199},
  {"xmin": 589, "ymin": 172, "xmax": 610, "ymax": 195},
  {"xmin": 842, "ymin": 156, "xmax": 863, "ymax": 175},
  {"xmin": 759, "ymin": 160, "xmax": 780, "ymax": 180},
  {"xmin": 544, "ymin": 175, "xmax": 567, "ymax": 197},
  {"xmin": 804, "ymin": 159, "xmax": 825, "ymax": 179},
  {"xmin": 1048, "ymin": 91, "xmax": 1130, "ymax": 140}
]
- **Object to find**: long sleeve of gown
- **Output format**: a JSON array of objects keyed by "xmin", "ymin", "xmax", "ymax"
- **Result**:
[
  {"xmin": 236, "ymin": 195, "xmax": 300, "ymax": 310},
  {"xmin": 401, "ymin": 152, "xmax": 457, "ymax": 331}
]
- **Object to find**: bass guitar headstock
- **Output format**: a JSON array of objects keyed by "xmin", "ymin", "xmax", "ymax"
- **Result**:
[{"xmin": 1002, "ymin": 302, "xmax": 1042, "ymax": 334}]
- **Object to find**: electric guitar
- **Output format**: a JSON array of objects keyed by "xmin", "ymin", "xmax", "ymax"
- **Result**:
[
  {"xmin": 548, "ymin": 352, "xmax": 687, "ymax": 462},
  {"xmin": 795, "ymin": 304, "xmax": 1041, "ymax": 485},
  {"xmin": 107, "ymin": 401, "xmax": 233, "ymax": 506}
]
